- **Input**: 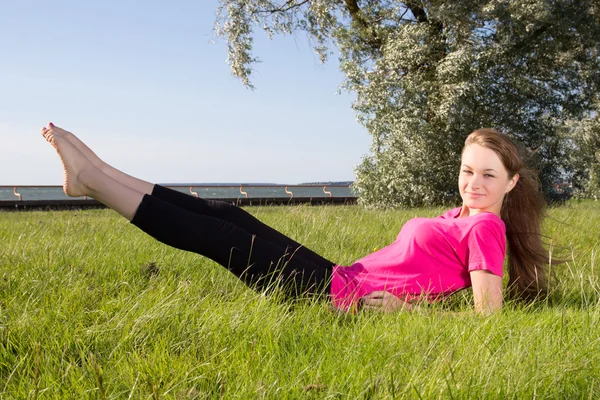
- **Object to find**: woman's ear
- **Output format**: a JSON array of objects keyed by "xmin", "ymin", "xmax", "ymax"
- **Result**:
[{"xmin": 507, "ymin": 173, "xmax": 520, "ymax": 193}]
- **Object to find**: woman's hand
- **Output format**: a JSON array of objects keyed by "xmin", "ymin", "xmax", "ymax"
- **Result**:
[{"xmin": 360, "ymin": 291, "xmax": 415, "ymax": 312}]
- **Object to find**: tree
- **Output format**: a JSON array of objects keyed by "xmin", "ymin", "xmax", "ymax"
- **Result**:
[
  {"xmin": 215, "ymin": 0, "xmax": 600, "ymax": 206},
  {"xmin": 564, "ymin": 107, "xmax": 600, "ymax": 200}
]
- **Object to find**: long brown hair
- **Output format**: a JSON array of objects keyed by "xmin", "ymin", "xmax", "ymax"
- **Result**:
[{"xmin": 464, "ymin": 129, "xmax": 549, "ymax": 302}]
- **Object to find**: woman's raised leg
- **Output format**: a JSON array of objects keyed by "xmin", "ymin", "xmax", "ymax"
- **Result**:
[
  {"xmin": 42, "ymin": 122, "xmax": 154, "ymax": 195},
  {"xmin": 153, "ymin": 185, "xmax": 336, "ymax": 268},
  {"xmin": 42, "ymin": 123, "xmax": 334, "ymax": 295},
  {"xmin": 42, "ymin": 123, "xmax": 334, "ymax": 269},
  {"xmin": 131, "ymin": 193, "xmax": 333, "ymax": 294},
  {"xmin": 43, "ymin": 126, "xmax": 144, "ymax": 221}
]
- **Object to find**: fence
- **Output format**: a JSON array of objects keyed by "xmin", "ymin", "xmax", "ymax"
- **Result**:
[{"xmin": 0, "ymin": 184, "xmax": 357, "ymax": 210}]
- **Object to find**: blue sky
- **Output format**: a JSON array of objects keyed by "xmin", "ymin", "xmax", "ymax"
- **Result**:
[{"xmin": 0, "ymin": 0, "xmax": 370, "ymax": 185}]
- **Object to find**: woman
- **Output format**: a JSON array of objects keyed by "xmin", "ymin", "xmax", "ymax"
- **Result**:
[{"xmin": 41, "ymin": 123, "xmax": 549, "ymax": 313}]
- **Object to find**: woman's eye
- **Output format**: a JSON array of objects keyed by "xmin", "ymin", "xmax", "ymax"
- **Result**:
[
  {"xmin": 485, "ymin": 174, "xmax": 495, "ymax": 178},
  {"xmin": 462, "ymin": 170, "xmax": 473, "ymax": 174}
]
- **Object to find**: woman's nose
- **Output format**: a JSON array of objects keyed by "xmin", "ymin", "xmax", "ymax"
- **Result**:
[{"xmin": 469, "ymin": 175, "xmax": 483, "ymax": 188}]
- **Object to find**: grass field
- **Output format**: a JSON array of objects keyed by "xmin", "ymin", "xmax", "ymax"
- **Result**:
[{"xmin": 1, "ymin": 202, "xmax": 599, "ymax": 399}]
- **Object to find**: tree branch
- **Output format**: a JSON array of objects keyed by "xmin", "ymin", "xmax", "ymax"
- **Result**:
[
  {"xmin": 258, "ymin": 0, "xmax": 310, "ymax": 14},
  {"xmin": 343, "ymin": 0, "xmax": 382, "ymax": 48},
  {"xmin": 405, "ymin": 1, "xmax": 428, "ymax": 23},
  {"xmin": 343, "ymin": 0, "xmax": 361, "ymax": 19},
  {"xmin": 405, "ymin": 1, "xmax": 444, "ymax": 32}
]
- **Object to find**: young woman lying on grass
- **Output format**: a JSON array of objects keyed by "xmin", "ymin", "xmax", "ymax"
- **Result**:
[{"xmin": 41, "ymin": 123, "xmax": 549, "ymax": 314}]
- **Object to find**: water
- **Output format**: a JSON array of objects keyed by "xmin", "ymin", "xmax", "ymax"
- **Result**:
[{"xmin": 0, "ymin": 185, "xmax": 356, "ymax": 201}]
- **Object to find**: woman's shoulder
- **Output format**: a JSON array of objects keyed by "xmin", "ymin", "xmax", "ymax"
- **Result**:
[{"xmin": 466, "ymin": 213, "xmax": 506, "ymax": 236}]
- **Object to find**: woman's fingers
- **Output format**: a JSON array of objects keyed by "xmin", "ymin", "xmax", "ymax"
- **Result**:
[
  {"xmin": 360, "ymin": 291, "xmax": 412, "ymax": 312},
  {"xmin": 360, "ymin": 292, "xmax": 385, "ymax": 306}
]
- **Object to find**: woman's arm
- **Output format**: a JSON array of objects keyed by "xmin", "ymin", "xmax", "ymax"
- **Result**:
[
  {"xmin": 360, "ymin": 270, "xmax": 503, "ymax": 314},
  {"xmin": 470, "ymin": 270, "xmax": 503, "ymax": 313}
]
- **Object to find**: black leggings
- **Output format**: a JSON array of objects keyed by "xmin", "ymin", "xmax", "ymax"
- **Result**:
[{"xmin": 130, "ymin": 185, "xmax": 335, "ymax": 296}]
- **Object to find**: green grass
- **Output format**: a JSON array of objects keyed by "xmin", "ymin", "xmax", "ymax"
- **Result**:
[{"xmin": 1, "ymin": 202, "xmax": 599, "ymax": 399}]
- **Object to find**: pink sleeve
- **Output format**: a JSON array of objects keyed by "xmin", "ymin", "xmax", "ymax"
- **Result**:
[{"xmin": 467, "ymin": 221, "xmax": 506, "ymax": 277}]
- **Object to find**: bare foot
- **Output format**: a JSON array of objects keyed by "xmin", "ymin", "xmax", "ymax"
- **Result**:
[
  {"xmin": 41, "ymin": 123, "xmax": 104, "ymax": 169},
  {"xmin": 44, "ymin": 130, "xmax": 94, "ymax": 198}
]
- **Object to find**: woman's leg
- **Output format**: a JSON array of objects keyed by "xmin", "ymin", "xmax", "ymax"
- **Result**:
[
  {"xmin": 43, "ymin": 123, "xmax": 334, "ymax": 268},
  {"xmin": 131, "ymin": 194, "xmax": 332, "ymax": 294},
  {"xmin": 42, "ymin": 124, "xmax": 333, "ymax": 295},
  {"xmin": 43, "ymin": 128, "xmax": 144, "ymax": 220},
  {"xmin": 150, "ymin": 185, "xmax": 334, "ymax": 267},
  {"xmin": 43, "ymin": 123, "xmax": 154, "ymax": 195}
]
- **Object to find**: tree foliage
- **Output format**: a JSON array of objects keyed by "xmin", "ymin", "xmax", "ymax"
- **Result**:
[
  {"xmin": 564, "ymin": 107, "xmax": 600, "ymax": 200},
  {"xmin": 215, "ymin": 0, "xmax": 600, "ymax": 206}
]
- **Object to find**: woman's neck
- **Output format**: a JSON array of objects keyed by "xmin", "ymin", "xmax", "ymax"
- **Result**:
[{"xmin": 459, "ymin": 204, "xmax": 501, "ymax": 218}]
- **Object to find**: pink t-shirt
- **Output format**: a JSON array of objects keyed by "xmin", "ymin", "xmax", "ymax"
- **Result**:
[{"xmin": 330, "ymin": 207, "xmax": 506, "ymax": 311}]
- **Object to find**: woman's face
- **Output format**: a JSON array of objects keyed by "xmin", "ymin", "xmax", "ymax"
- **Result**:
[{"xmin": 459, "ymin": 144, "xmax": 518, "ymax": 216}]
